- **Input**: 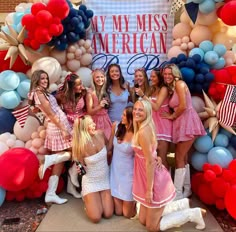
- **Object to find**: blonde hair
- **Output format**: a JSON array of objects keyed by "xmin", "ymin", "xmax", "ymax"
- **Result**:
[
  {"xmin": 132, "ymin": 99, "xmax": 156, "ymax": 147},
  {"xmin": 91, "ymin": 69, "xmax": 108, "ymax": 101},
  {"xmin": 72, "ymin": 115, "xmax": 93, "ymax": 161}
]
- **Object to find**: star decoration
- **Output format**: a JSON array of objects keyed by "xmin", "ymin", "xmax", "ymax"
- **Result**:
[
  {"xmin": 198, "ymin": 90, "xmax": 236, "ymax": 141},
  {"xmin": 0, "ymin": 23, "xmax": 38, "ymax": 68}
]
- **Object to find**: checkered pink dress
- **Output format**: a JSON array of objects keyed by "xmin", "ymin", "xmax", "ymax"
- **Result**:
[{"xmin": 30, "ymin": 90, "xmax": 72, "ymax": 151}]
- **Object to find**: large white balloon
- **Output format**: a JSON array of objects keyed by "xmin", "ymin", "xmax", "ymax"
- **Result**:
[{"xmin": 75, "ymin": 67, "xmax": 92, "ymax": 88}]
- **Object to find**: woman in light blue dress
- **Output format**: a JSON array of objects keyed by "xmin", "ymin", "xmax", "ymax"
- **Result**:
[
  {"xmin": 106, "ymin": 64, "xmax": 130, "ymax": 123},
  {"xmin": 108, "ymin": 106, "xmax": 136, "ymax": 218}
]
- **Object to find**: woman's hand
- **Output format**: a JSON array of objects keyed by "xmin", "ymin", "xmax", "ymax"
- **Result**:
[
  {"xmin": 155, "ymin": 156, "xmax": 162, "ymax": 169},
  {"xmin": 135, "ymin": 87, "xmax": 144, "ymax": 98},
  {"xmin": 62, "ymin": 130, "xmax": 70, "ymax": 140},
  {"xmin": 145, "ymin": 190, "xmax": 153, "ymax": 204},
  {"xmin": 99, "ymin": 99, "xmax": 109, "ymax": 108},
  {"xmin": 161, "ymin": 111, "xmax": 175, "ymax": 120}
]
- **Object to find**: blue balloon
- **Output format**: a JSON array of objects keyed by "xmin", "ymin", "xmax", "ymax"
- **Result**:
[
  {"xmin": 189, "ymin": 48, "xmax": 204, "ymax": 61},
  {"xmin": 17, "ymin": 79, "xmax": 30, "ymax": 99},
  {"xmin": 205, "ymin": 72, "xmax": 214, "ymax": 82},
  {"xmin": 86, "ymin": 9, "xmax": 94, "ymax": 18},
  {"xmin": 0, "ymin": 70, "xmax": 20, "ymax": 91},
  {"xmin": 195, "ymin": 73, "xmax": 205, "ymax": 83},
  {"xmin": 194, "ymin": 83, "xmax": 204, "ymax": 93},
  {"xmin": 208, "ymin": 146, "xmax": 233, "ymax": 168},
  {"xmin": 186, "ymin": 58, "xmax": 196, "ymax": 69},
  {"xmin": 17, "ymin": 72, "xmax": 28, "ymax": 81},
  {"xmin": 194, "ymin": 135, "xmax": 214, "ymax": 153},
  {"xmin": 0, "ymin": 107, "xmax": 16, "ymax": 133},
  {"xmin": 0, "ymin": 90, "xmax": 21, "ymax": 109},
  {"xmin": 177, "ymin": 54, "xmax": 187, "ymax": 63},
  {"xmin": 199, "ymin": 40, "xmax": 214, "ymax": 53},
  {"xmin": 204, "ymin": 51, "xmax": 219, "ymax": 65},
  {"xmin": 230, "ymin": 136, "xmax": 236, "ymax": 149},
  {"xmin": 170, "ymin": 57, "xmax": 177, "ymax": 64},
  {"xmin": 227, "ymin": 146, "xmax": 236, "ymax": 159},
  {"xmin": 213, "ymin": 44, "xmax": 227, "ymax": 56},
  {"xmin": 214, "ymin": 133, "xmax": 229, "ymax": 147},
  {"xmin": 211, "ymin": 57, "xmax": 225, "ymax": 70},
  {"xmin": 0, "ymin": 187, "xmax": 6, "ymax": 207},
  {"xmin": 220, "ymin": 128, "xmax": 233, "ymax": 139},
  {"xmin": 199, "ymin": 0, "xmax": 215, "ymax": 14},
  {"xmin": 180, "ymin": 67, "xmax": 195, "ymax": 83},
  {"xmin": 191, "ymin": 54, "xmax": 202, "ymax": 63},
  {"xmin": 191, "ymin": 151, "xmax": 208, "ymax": 171}
]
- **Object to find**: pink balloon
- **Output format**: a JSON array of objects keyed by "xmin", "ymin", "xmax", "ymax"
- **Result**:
[
  {"xmin": 172, "ymin": 22, "xmax": 192, "ymax": 39},
  {"xmin": 167, "ymin": 46, "xmax": 187, "ymax": 59},
  {"xmin": 190, "ymin": 26, "xmax": 213, "ymax": 46}
]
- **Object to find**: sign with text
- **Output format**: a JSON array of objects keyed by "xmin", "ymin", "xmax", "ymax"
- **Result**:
[{"xmin": 86, "ymin": 0, "xmax": 174, "ymax": 82}]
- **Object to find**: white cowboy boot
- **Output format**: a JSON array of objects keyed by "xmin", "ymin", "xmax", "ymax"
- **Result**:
[
  {"xmin": 162, "ymin": 198, "xmax": 190, "ymax": 216},
  {"xmin": 67, "ymin": 176, "xmax": 82, "ymax": 199},
  {"xmin": 39, "ymin": 151, "xmax": 71, "ymax": 179},
  {"xmin": 68, "ymin": 162, "xmax": 80, "ymax": 187},
  {"xmin": 160, "ymin": 207, "xmax": 206, "ymax": 231},
  {"xmin": 183, "ymin": 164, "xmax": 192, "ymax": 198},
  {"xmin": 45, "ymin": 175, "xmax": 68, "ymax": 205},
  {"xmin": 174, "ymin": 168, "xmax": 186, "ymax": 200}
]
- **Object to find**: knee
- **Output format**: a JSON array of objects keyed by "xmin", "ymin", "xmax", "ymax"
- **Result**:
[
  {"xmin": 88, "ymin": 215, "xmax": 102, "ymax": 224},
  {"xmin": 103, "ymin": 209, "xmax": 114, "ymax": 219},
  {"xmin": 139, "ymin": 217, "xmax": 146, "ymax": 226},
  {"xmin": 146, "ymin": 222, "xmax": 159, "ymax": 232}
]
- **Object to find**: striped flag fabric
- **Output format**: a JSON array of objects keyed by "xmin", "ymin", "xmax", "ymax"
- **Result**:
[
  {"xmin": 12, "ymin": 105, "xmax": 30, "ymax": 128},
  {"xmin": 218, "ymin": 85, "xmax": 236, "ymax": 127}
]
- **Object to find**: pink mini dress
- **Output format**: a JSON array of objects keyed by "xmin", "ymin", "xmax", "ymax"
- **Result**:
[
  {"xmin": 132, "ymin": 146, "xmax": 176, "ymax": 208},
  {"xmin": 88, "ymin": 89, "xmax": 112, "ymax": 140},
  {"xmin": 151, "ymin": 97, "xmax": 172, "ymax": 142},
  {"xmin": 169, "ymin": 89, "xmax": 206, "ymax": 143}
]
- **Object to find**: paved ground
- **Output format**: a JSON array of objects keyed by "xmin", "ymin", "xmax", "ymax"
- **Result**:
[{"xmin": 36, "ymin": 193, "xmax": 223, "ymax": 232}]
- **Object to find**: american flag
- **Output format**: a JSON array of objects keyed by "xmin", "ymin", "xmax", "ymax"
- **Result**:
[
  {"xmin": 219, "ymin": 85, "xmax": 236, "ymax": 127},
  {"xmin": 12, "ymin": 105, "xmax": 30, "ymax": 128}
]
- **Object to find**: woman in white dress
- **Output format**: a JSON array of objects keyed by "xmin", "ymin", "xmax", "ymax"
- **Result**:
[{"xmin": 72, "ymin": 115, "xmax": 114, "ymax": 223}]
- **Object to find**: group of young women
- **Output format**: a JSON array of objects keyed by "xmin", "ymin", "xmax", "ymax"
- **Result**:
[{"xmin": 28, "ymin": 63, "xmax": 207, "ymax": 231}]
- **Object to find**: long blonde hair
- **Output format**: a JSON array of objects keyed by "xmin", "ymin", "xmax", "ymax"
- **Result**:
[
  {"xmin": 72, "ymin": 115, "xmax": 93, "ymax": 161},
  {"xmin": 132, "ymin": 99, "xmax": 156, "ymax": 147},
  {"xmin": 91, "ymin": 69, "xmax": 108, "ymax": 101}
]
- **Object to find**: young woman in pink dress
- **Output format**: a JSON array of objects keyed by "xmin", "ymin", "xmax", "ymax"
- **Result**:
[
  {"xmin": 56, "ymin": 73, "xmax": 87, "ymax": 199},
  {"xmin": 162, "ymin": 64, "xmax": 206, "ymax": 200},
  {"xmin": 140, "ymin": 69, "xmax": 172, "ymax": 169},
  {"xmin": 132, "ymin": 99, "xmax": 206, "ymax": 231},
  {"xmin": 86, "ymin": 69, "xmax": 112, "ymax": 140},
  {"xmin": 28, "ymin": 70, "xmax": 71, "ymax": 205}
]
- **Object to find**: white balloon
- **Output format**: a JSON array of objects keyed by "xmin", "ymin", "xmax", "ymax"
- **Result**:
[{"xmin": 76, "ymin": 67, "xmax": 92, "ymax": 88}]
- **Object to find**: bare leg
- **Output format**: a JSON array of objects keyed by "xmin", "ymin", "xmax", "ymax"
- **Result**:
[
  {"xmin": 100, "ymin": 190, "xmax": 114, "ymax": 218},
  {"xmin": 157, "ymin": 140, "xmax": 170, "ymax": 169},
  {"xmin": 113, "ymin": 197, "xmax": 123, "ymax": 216},
  {"xmin": 83, "ymin": 192, "xmax": 103, "ymax": 223},
  {"xmin": 123, "ymin": 201, "xmax": 136, "ymax": 218},
  {"xmin": 138, "ymin": 204, "xmax": 147, "ymax": 226},
  {"xmin": 146, "ymin": 207, "xmax": 164, "ymax": 232}
]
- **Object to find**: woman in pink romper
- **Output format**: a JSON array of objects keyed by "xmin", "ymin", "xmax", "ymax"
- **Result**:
[
  {"xmin": 28, "ymin": 70, "xmax": 71, "ymax": 205},
  {"xmin": 132, "ymin": 99, "xmax": 206, "ymax": 231},
  {"xmin": 56, "ymin": 73, "xmax": 87, "ymax": 199},
  {"xmin": 86, "ymin": 69, "xmax": 112, "ymax": 140},
  {"xmin": 162, "ymin": 64, "xmax": 206, "ymax": 200},
  {"xmin": 140, "ymin": 69, "xmax": 172, "ymax": 169}
]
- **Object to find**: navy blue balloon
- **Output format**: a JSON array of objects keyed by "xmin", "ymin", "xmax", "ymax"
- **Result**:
[
  {"xmin": 71, "ymin": 17, "xmax": 79, "ymax": 27},
  {"xmin": 59, "ymin": 34, "xmax": 68, "ymax": 43},
  {"xmin": 55, "ymin": 40, "xmax": 68, "ymax": 51},
  {"xmin": 194, "ymin": 83, "xmax": 203, "ymax": 93},
  {"xmin": 192, "ymin": 54, "xmax": 202, "ymax": 63},
  {"xmin": 202, "ymin": 82, "xmax": 209, "ymax": 92},
  {"xmin": 200, "ymin": 66, "xmax": 210, "ymax": 75},
  {"xmin": 178, "ymin": 61, "xmax": 186, "ymax": 68},
  {"xmin": 205, "ymin": 72, "xmax": 214, "ymax": 82},
  {"xmin": 195, "ymin": 73, "xmax": 205, "ymax": 83},
  {"xmin": 188, "ymin": 83, "xmax": 195, "ymax": 92},
  {"xmin": 86, "ymin": 9, "xmax": 94, "ymax": 18},
  {"xmin": 0, "ymin": 108, "xmax": 16, "ymax": 133},
  {"xmin": 180, "ymin": 67, "xmax": 195, "ymax": 83},
  {"xmin": 79, "ymin": 4, "xmax": 87, "ymax": 12},
  {"xmin": 169, "ymin": 57, "xmax": 177, "ymax": 64},
  {"xmin": 230, "ymin": 136, "xmax": 236, "ymax": 149},
  {"xmin": 177, "ymin": 54, "xmax": 187, "ymax": 63},
  {"xmin": 186, "ymin": 58, "xmax": 196, "ymax": 69},
  {"xmin": 68, "ymin": 32, "xmax": 79, "ymax": 43},
  {"xmin": 69, "ymin": 8, "xmax": 78, "ymax": 17}
]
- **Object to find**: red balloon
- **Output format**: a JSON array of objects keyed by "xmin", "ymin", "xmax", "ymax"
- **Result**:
[
  {"xmin": 225, "ymin": 185, "xmax": 236, "ymax": 219},
  {"xmin": 204, "ymin": 170, "xmax": 216, "ymax": 182},
  {"xmin": 47, "ymin": 0, "xmax": 69, "ymax": 19},
  {"xmin": 232, "ymin": 75, "xmax": 236, "ymax": 85},
  {"xmin": 226, "ymin": 65, "xmax": 236, "ymax": 76},
  {"xmin": 229, "ymin": 159, "xmax": 236, "ymax": 173},
  {"xmin": 34, "ymin": 27, "xmax": 51, "ymax": 44},
  {"xmin": 222, "ymin": 169, "xmax": 236, "ymax": 182},
  {"xmin": 202, "ymin": 163, "xmax": 212, "ymax": 172},
  {"xmin": 191, "ymin": 172, "xmax": 204, "ymax": 194},
  {"xmin": 214, "ymin": 69, "xmax": 231, "ymax": 83},
  {"xmin": 0, "ymin": 148, "xmax": 39, "ymax": 191},
  {"xmin": 36, "ymin": 10, "xmax": 53, "ymax": 27},
  {"xmin": 211, "ymin": 177, "xmax": 230, "ymax": 198},
  {"xmin": 215, "ymin": 198, "xmax": 225, "ymax": 210},
  {"xmin": 198, "ymin": 183, "xmax": 216, "ymax": 205},
  {"xmin": 31, "ymin": 2, "xmax": 47, "ymax": 16},
  {"xmin": 211, "ymin": 164, "xmax": 223, "ymax": 176},
  {"xmin": 30, "ymin": 39, "xmax": 41, "ymax": 50},
  {"xmin": 22, "ymin": 14, "xmax": 37, "ymax": 31},
  {"xmin": 220, "ymin": 2, "xmax": 236, "ymax": 26}
]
